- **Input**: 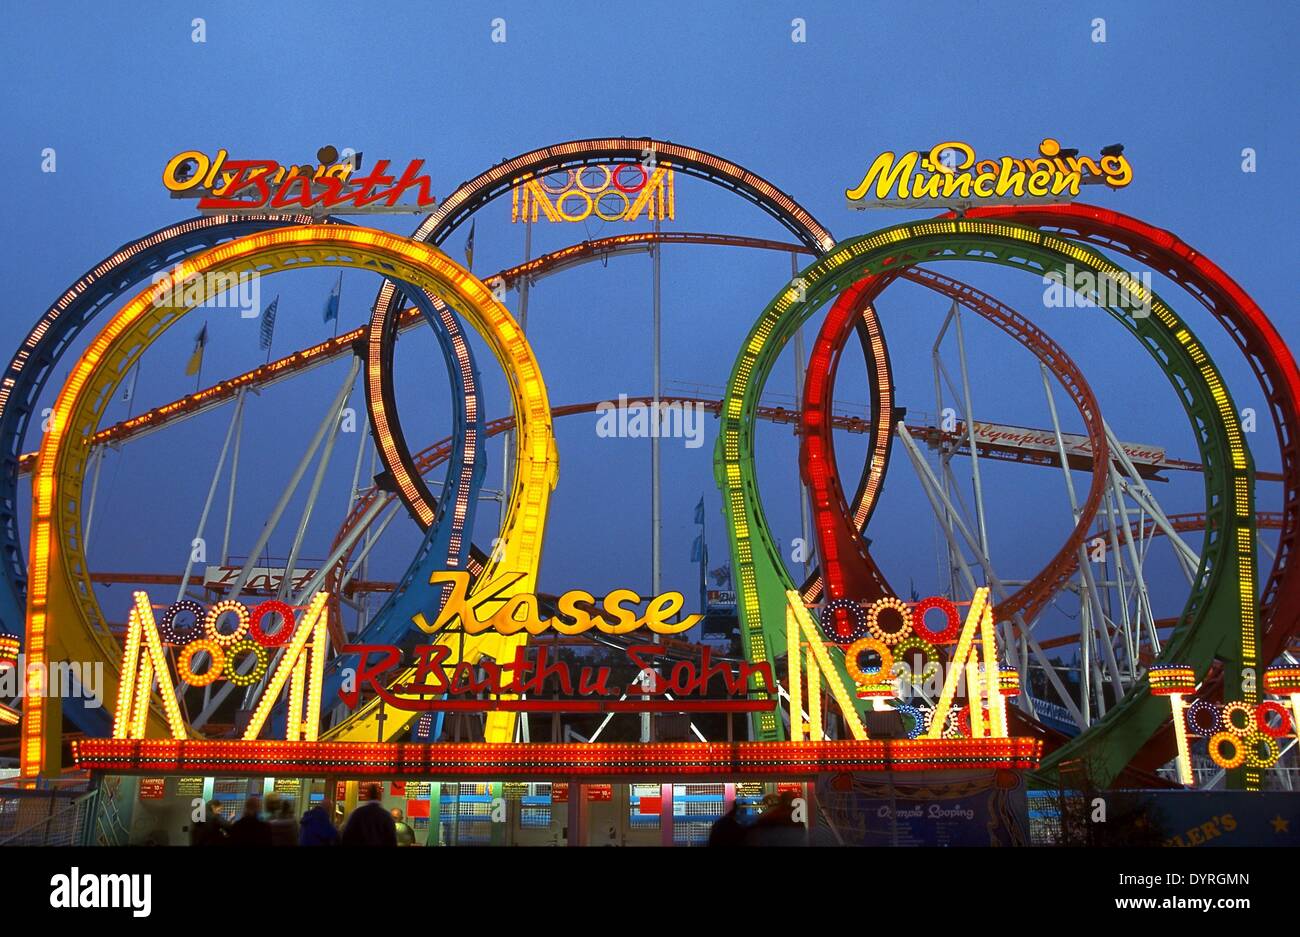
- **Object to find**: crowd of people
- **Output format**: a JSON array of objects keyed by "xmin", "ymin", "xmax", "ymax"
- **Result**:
[
  {"xmin": 190, "ymin": 782, "xmax": 803, "ymax": 847},
  {"xmin": 192, "ymin": 783, "xmax": 417, "ymax": 847}
]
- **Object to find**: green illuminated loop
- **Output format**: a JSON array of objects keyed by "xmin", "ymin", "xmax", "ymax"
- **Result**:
[{"xmin": 714, "ymin": 219, "xmax": 1256, "ymax": 788}]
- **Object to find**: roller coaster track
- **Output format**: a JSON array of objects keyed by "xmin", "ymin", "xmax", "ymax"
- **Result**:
[{"xmin": 720, "ymin": 218, "xmax": 1255, "ymax": 788}]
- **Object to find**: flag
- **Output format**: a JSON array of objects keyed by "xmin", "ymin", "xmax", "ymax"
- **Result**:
[
  {"xmin": 690, "ymin": 534, "xmax": 703, "ymax": 564},
  {"xmin": 710, "ymin": 564, "xmax": 731, "ymax": 588},
  {"xmin": 694, "ymin": 496, "xmax": 705, "ymax": 525},
  {"xmin": 464, "ymin": 220, "xmax": 475, "ymax": 271},
  {"xmin": 185, "ymin": 323, "xmax": 208, "ymax": 376},
  {"xmin": 258, "ymin": 296, "xmax": 279, "ymax": 350},
  {"xmin": 323, "ymin": 273, "xmax": 341, "ymax": 323}
]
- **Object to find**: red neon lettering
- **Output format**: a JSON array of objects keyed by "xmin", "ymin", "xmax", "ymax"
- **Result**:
[
  {"xmin": 337, "ymin": 644, "xmax": 402, "ymax": 708},
  {"xmin": 198, "ymin": 160, "xmax": 278, "ymax": 209}
]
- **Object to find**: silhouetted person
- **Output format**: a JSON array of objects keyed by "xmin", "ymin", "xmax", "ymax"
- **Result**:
[
  {"xmin": 391, "ymin": 808, "xmax": 416, "ymax": 847},
  {"xmin": 191, "ymin": 800, "xmax": 228, "ymax": 847},
  {"xmin": 227, "ymin": 796, "xmax": 273, "ymax": 847},
  {"xmin": 299, "ymin": 804, "xmax": 340, "ymax": 846},
  {"xmin": 341, "ymin": 783, "xmax": 397, "ymax": 846},
  {"xmin": 268, "ymin": 795, "xmax": 299, "ymax": 847},
  {"xmin": 707, "ymin": 803, "xmax": 746, "ymax": 847}
]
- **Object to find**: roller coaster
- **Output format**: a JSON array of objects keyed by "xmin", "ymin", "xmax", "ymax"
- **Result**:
[{"xmin": 2, "ymin": 137, "xmax": 1296, "ymax": 803}]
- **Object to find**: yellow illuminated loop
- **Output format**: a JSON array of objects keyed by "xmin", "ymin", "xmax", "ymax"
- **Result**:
[{"xmin": 22, "ymin": 225, "xmax": 557, "ymax": 775}]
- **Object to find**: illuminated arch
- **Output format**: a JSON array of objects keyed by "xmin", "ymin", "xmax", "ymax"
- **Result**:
[
  {"xmin": 716, "ymin": 218, "xmax": 1255, "ymax": 789},
  {"xmin": 365, "ymin": 137, "xmax": 879, "ymax": 544},
  {"xmin": 21, "ymin": 225, "xmax": 556, "ymax": 776}
]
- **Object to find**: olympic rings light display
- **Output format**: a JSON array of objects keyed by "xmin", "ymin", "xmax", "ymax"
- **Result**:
[
  {"xmin": 221, "ymin": 638, "xmax": 269, "ymax": 688},
  {"xmin": 177, "ymin": 639, "xmax": 226, "ymax": 687},
  {"xmin": 204, "ymin": 599, "xmax": 250, "ymax": 646},
  {"xmin": 1255, "ymin": 700, "xmax": 1292, "ymax": 739},
  {"xmin": 1221, "ymin": 701, "xmax": 1255, "ymax": 738},
  {"xmin": 1185, "ymin": 698, "xmax": 1223, "ymax": 736},
  {"xmin": 250, "ymin": 600, "xmax": 296, "ymax": 647},
  {"xmin": 1207, "ymin": 731, "xmax": 1246, "ymax": 770},
  {"xmin": 910, "ymin": 596, "xmax": 961, "ymax": 645},
  {"xmin": 844, "ymin": 637, "xmax": 892, "ymax": 686},
  {"xmin": 866, "ymin": 597, "xmax": 912, "ymax": 646},
  {"xmin": 158, "ymin": 600, "xmax": 206, "ymax": 646},
  {"xmin": 820, "ymin": 598, "xmax": 869, "ymax": 642},
  {"xmin": 513, "ymin": 163, "xmax": 674, "ymax": 225}
]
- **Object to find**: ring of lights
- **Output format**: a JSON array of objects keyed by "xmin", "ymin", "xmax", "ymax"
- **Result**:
[
  {"xmin": 844, "ymin": 637, "xmax": 893, "ymax": 686},
  {"xmin": 204, "ymin": 600, "xmax": 250, "ymax": 646},
  {"xmin": 715, "ymin": 218, "xmax": 1255, "ymax": 790},
  {"xmin": 221, "ymin": 638, "xmax": 268, "ymax": 688},
  {"xmin": 249, "ymin": 600, "xmax": 295, "ymax": 647},
  {"xmin": 1243, "ymin": 732, "xmax": 1280, "ymax": 769},
  {"xmin": 910, "ymin": 596, "xmax": 962, "ymax": 645},
  {"xmin": 158, "ymin": 599, "xmax": 207, "ymax": 646},
  {"xmin": 20, "ymin": 224, "xmax": 555, "ymax": 775},
  {"xmin": 1207, "ymin": 731, "xmax": 1246, "ymax": 770},
  {"xmin": 178, "ymin": 639, "xmax": 226, "ymax": 687},
  {"xmin": 891, "ymin": 635, "xmax": 941, "ymax": 685},
  {"xmin": 820, "ymin": 598, "xmax": 868, "ymax": 642},
  {"xmin": 1221, "ymin": 701, "xmax": 1256, "ymax": 738},
  {"xmin": 1255, "ymin": 700, "xmax": 1292, "ymax": 739},
  {"xmin": 1185, "ymin": 698, "xmax": 1223, "ymax": 736},
  {"xmin": 865, "ymin": 597, "xmax": 912, "ymax": 646}
]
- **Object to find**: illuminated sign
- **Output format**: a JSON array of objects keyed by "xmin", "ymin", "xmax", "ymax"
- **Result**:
[
  {"xmin": 110, "ymin": 591, "xmax": 331, "ymax": 743},
  {"xmin": 341, "ymin": 572, "xmax": 767, "ymax": 714},
  {"xmin": 846, "ymin": 138, "xmax": 1133, "ymax": 206},
  {"xmin": 962, "ymin": 421, "xmax": 1166, "ymax": 468},
  {"xmin": 412, "ymin": 571, "xmax": 702, "ymax": 636},
  {"xmin": 512, "ymin": 165, "xmax": 674, "ymax": 223},
  {"xmin": 341, "ymin": 641, "xmax": 773, "ymax": 713},
  {"xmin": 203, "ymin": 565, "xmax": 316, "ymax": 594},
  {"xmin": 162, "ymin": 147, "xmax": 437, "ymax": 214}
]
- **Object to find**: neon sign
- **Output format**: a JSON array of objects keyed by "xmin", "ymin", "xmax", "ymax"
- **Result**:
[
  {"xmin": 162, "ymin": 148, "xmax": 437, "ymax": 214},
  {"xmin": 412, "ymin": 571, "xmax": 702, "ymax": 636},
  {"xmin": 846, "ymin": 138, "xmax": 1133, "ymax": 205},
  {"xmin": 341, "ymin": 642, "xmax": 774, "ymax": 713},
  {"xmin": 511, "ymin": 165, "xmax": 675, "ymax": 223}
]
